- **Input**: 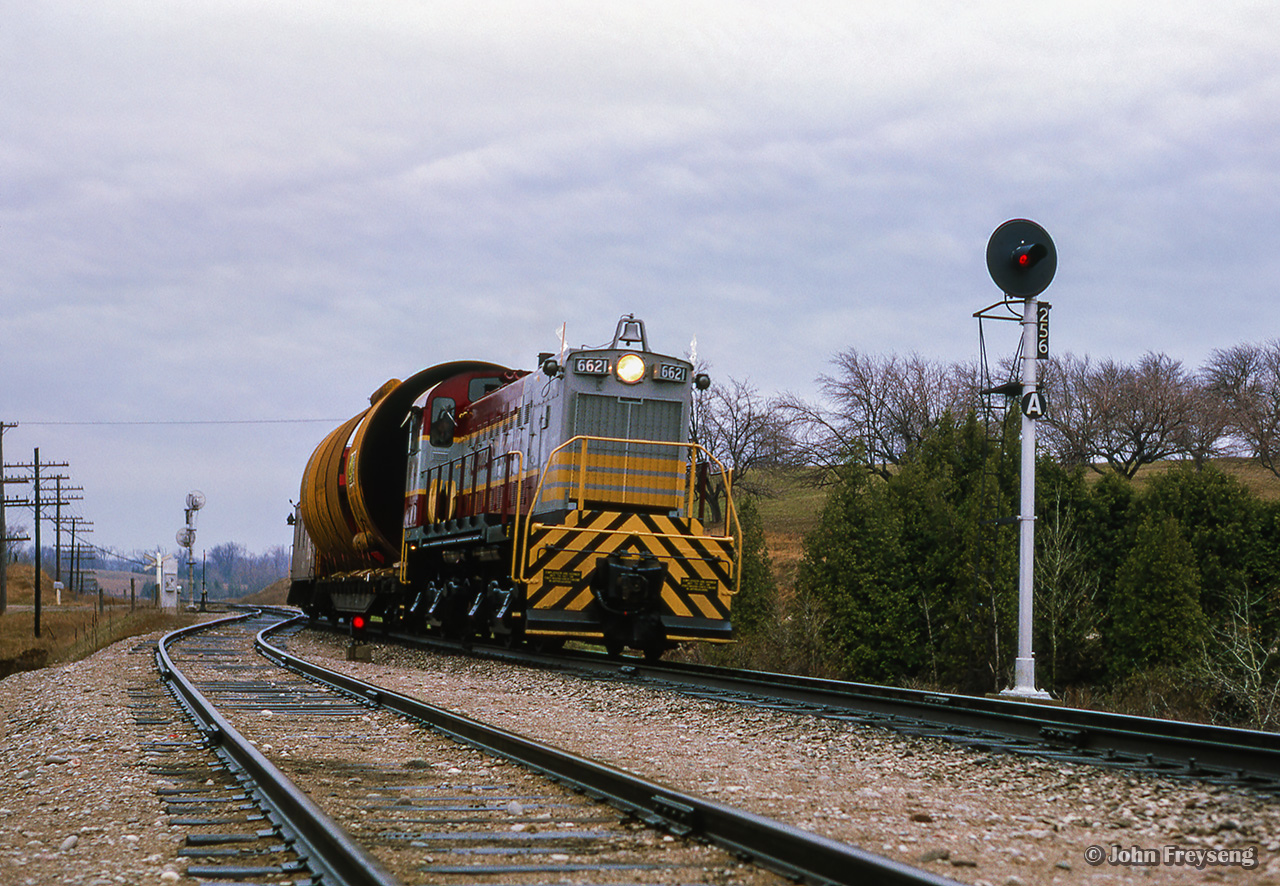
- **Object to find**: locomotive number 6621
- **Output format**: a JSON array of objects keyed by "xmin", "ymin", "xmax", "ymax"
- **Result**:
[{"xmin": 288, "ymin": 314, "xmax": 739, "ymax": 660}]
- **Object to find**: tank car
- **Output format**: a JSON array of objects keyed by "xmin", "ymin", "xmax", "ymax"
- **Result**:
[{"xmin": 288, "ymin": 315, "xmax": 739, "ymax": 659}]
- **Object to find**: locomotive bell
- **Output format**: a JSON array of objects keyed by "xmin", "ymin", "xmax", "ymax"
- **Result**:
[{"xmin": 611, "ymin": 314, "xmax": 650, "ymax": 351}]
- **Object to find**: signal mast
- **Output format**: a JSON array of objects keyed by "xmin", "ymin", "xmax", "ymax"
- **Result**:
[
  {"xmin": 176, "ymin": 491, "xmax": 205, "ymax": 610},
  {"xmin": 986, "ymin": 219, "xmax": 1057, "ymax": 700}
]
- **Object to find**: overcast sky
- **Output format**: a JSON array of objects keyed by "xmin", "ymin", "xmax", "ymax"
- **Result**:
[{"xmin": 3, "ymin": 2, "xmax": 1278, "ymax": 561}]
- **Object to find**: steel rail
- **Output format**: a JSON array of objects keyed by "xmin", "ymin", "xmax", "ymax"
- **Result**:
[
  {"xmin": 560, "ymin": 656, "xmax": 1280, "ymax": 789},
  {"xmin": 257, "ymin": 616, "xmax": 960, "ymax": 886},
  {"xmin": 351, "ymin": 622, "xmax": 1280, "ymax": 789},
  {"xmin": 156, "ymin": 611, "xmax": 401, "ymax": 886}
]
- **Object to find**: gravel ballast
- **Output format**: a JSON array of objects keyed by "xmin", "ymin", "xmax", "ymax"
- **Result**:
[
  {"xmin": 284, "ymin": 631, "xmax": 1279, "ymax": 886},
  {"xmin": 1, "ymin": 627, "xmax": 1277, "ymax": 885},
  {"xmin": 0, "ymin": 635, "xmax": 193, "ymax": 886}
]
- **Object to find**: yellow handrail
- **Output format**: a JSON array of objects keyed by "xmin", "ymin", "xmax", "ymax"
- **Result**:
[
  {"xmin": 508, "ymin": 450, "xmax": 525, "ymax": 580},
  {"xmin": 517, "ymin": 435, "xmax": 740, "ymax": 591}
]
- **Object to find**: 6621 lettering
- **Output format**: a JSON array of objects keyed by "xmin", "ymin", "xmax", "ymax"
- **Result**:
[{"xmin": 574, "ymin": 357, "xmax": 610, "ymax": 375}]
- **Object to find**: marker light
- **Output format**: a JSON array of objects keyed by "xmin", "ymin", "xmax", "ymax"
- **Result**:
[
  {"xmin": 351, "ymin": 615, "xmax": 366, "ymax": 631},
  {"xmin": 615, "ymin": 353, "xmax": 645, "ymax": 384}
]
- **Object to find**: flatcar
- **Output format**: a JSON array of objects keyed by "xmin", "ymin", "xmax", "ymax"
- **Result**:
[{"xmin": 287, "ymin": 315, "xmax": 739, "ymax": 659}]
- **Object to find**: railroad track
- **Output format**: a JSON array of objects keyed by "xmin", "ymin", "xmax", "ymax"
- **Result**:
[
  {"xmin": 345, "ymin": 623, "xmax": 1280, "ymax": 795},
  {"xmin": 578, "ymin": 657, "xmax": 1280, "ymax": 794},
  {"xmin": 156, "ymin": 608, "xmax": 958, "ymax": 886},
  {"xmin": 129, "ymin": 634, "xmax": 316, "ymax": 885}
]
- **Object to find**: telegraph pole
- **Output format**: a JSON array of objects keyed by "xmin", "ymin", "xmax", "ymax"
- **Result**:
[
  {"xmin": 67, "ymin": 516, "xmax": 93, "ymax": 597},
  {"xmin": 52, "ymin": 476, "xmax": 83, "ymax": 586},
  {"xmin": 0, "ymin": 421, "xmax": 18, "ymax": 614},
  {"xmin": 34, "ymin": 449, "xmax": 41, "ymax": 637},
  {"xmin": 6, "ymin": 449, "xmax": 72, "ymax": 635}
]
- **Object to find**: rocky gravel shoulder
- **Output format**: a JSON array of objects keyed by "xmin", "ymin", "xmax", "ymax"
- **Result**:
[
  {"xmin": 0, "ymin": 632, "xmax": 192, "ymax": 886},
  {"xmin": 286, "ymin": 632, "xmax": 1280, "ymax": 886}
]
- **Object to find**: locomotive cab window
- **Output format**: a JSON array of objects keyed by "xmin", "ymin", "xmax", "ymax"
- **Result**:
[
  {"xmin": 429, "ymin": 397, "xmax": 456, "ymax": 447},
  {"xmin": 468, "ymin": 377, "xmax": 503, "ymax": 401}
]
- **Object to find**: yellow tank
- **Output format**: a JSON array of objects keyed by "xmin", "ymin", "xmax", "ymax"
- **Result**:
[{"xmin": 298, "ymin": 361, "xmax": 507, "ymax": 572}]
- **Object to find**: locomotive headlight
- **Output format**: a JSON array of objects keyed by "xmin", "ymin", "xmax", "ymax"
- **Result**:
[{"xmin": 615, "ymin": 353, "xmax": 645, "ymax": 384}]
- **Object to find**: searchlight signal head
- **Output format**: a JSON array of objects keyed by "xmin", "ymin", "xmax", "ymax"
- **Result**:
[{"xmin": 987, "ymin": 219, "xmax": 1057, "ymax": 298}]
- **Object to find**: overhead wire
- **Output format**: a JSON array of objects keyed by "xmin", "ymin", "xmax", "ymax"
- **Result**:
[{"xmin": 17, "ymin": 419, "xmax": 343, "ymax": 426}]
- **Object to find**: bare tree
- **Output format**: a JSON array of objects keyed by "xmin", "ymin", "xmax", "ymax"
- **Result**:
[
  {"xmin": 1039, "ymin": 354, "xmax": 1107, "ymax": 469},
  {"xmin": 1041, "ymin": 352, "xmax": 1201, "ymax": 477},
  {"xmin": 697, "ymin": 377, "xmax": 791, "ymax": 495},
  {"xmin": 689, "ymin": 376, "xmax": 792, "ymax": 523},
  {"xmin": 1181, "ymin": 383, "xmax": 1236, "ymax": 468},
  {"xmin": 1199, "ymin": 586, "xmax": 1280, "ymax": 730},
  {"xmin": 1203, "ymin": 340, "xmax": 1280, "ymax": 478},
  {"xmin": 777, "ymin": 350, "xmax": 973, "ymax": 479},
  {"xmin": 1095, "ymin": 353, "xmax": 1198, "ymax": 477},
  {"xmin": 207, "ymin": 541, "xmax": 248, "ymax": 585}
]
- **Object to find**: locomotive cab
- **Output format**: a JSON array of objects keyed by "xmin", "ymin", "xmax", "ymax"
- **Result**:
[{"xmin": 517, "ymin": 315, "xmax": 738, "ymax": 658}]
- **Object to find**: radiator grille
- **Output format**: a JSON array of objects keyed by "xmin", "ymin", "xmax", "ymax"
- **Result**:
[{"xmin": 572, "ymin": 394, "xmax": 683, "ymax": 448}]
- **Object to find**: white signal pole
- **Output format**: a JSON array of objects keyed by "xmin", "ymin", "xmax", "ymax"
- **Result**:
[{"xmin": 1007, "ymin": 295, "xmax": 1050, "ymax": 698}]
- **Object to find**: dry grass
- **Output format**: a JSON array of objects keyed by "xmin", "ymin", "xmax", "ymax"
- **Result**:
[
  {"xmin": 762, "ymin": 530, "xmax": 805, "ymax": 605},
  {"xmin": 0, "ymin": 564, "xmax": 198, "ymax": 677}
]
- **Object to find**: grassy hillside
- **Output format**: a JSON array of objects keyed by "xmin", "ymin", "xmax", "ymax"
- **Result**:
[
  {"xmin": 1128, "ymin": 456, "xmax": 1280, "ymax": 499},
  {"xmin": 745, "ymin": 468, "xmax": 827, "ymax": 600},
  {"xmin": 95, "ymin": 569, "xmax": 157, "ymax": 600},
  {"xmin": 237, "ymin": 577, "xmax": 290, "ymax": 605},
  {"xmin": 745, "ymin": 458, "xmax": 1280, "ymax": 603}
]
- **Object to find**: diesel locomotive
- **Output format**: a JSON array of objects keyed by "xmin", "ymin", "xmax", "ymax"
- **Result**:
[{"xmin": 287, "ymin": 315, "xmax": 739, "ymax": 659}]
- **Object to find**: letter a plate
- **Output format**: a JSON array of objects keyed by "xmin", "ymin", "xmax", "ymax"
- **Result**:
[{"xmin": 1020, "ymin": 391, "xmax": 1046, "ymax": 419}]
